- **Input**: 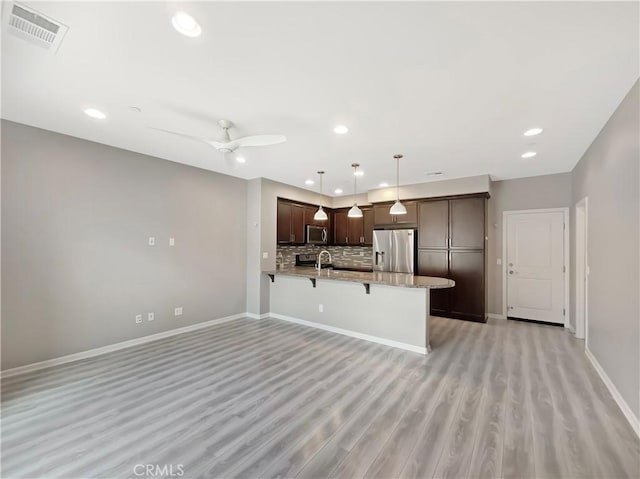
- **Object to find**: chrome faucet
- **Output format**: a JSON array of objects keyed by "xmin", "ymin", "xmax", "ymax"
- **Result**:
[{"xmin": 316, "ymin": 250, "xmax": 332, "ymax": 270}]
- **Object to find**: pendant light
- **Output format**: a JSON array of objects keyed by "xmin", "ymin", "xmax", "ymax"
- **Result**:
[
  {"xmin": 348, "ymin": 163, "xmax": 363, "ymax": 218},
  {"xmin": 313, "ymin": 171, "xmax": 328, "ymax": 221},
  {"xmin": 389, "ymin": 154, "xmax": 407, "ymax": 215}
]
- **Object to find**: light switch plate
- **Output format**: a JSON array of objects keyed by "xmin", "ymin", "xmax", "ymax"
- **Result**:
[
  {"xmin": 148, "ymin": 312, "xmax": 155, "ymax": 321},
  {"xmin": 148, "ymin": 237, "xmax": 155, "ymax": 246},
  {"xmin": 169, "ymin": 238, "xmax": 175, "ymax": 246},
  {"xmin": 174, "ymin": 307, "xmax": 183, "ymax": 316},
  {"xmin": 262, "ymin": 252, "xmax": 269, "ymax": 259},
  {"xmin": 497, "ymin": 258, "xmax": 502, "ymax": 265},
  {"xmin": 135, "ymin": 314, "xmax": 142, "ymax": 324}
]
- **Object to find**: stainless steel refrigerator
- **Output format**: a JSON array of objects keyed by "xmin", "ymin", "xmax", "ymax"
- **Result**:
[{"xmin": 372, "ymin": 229, "xmax": 415, "ymax": 273}]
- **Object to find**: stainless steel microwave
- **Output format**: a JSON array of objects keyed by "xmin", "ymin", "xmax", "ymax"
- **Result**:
[{"xmin": 306, "ymin": 225, "xmax": 328, "ymax": 244}]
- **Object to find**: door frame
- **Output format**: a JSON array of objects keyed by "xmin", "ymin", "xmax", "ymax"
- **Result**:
[
  {"xmin": 575, "ymin": 197, "xmax": 589, "ymax": 342},
  {"xmin": 502, "ymin": 208, "xmax": 570, "ymax": 328}
]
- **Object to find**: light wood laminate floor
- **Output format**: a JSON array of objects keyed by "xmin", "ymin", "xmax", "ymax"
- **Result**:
[{"xmin": 2, "ymin": 316, "xmax": 639, "ymax": 479}]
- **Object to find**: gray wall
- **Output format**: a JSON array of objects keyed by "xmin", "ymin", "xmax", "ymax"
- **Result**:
[
  {"xmin": 1, "ymin": 121, "xmax": 248, "ymax": 369},
  {"xmin": 571, "ymin": 80, "xmax": 639, "ymax": 419},
  {"xmin": 487, "ymin": 173, "xmax": 573, "ymax": 315}
]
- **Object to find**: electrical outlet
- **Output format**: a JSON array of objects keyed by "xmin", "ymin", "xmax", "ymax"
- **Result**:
[
  {"xmin": 174, "ymin": 307, "xmax": 183, "ymax": 316},
  {"xmin": 135, "ymin": 314, "xmax": 142, "ymax": 324},
  {"xmin": 318, "ymin": 304, "xmax": 323, "ymax": 313},
  {"xmin": 148, "ymin": 312, "xmax": 155, "ymax": 322},
  {"xmin": 169, "ymin": 237, "xmax": 175, "ymax": 246},
  {"xmin": 148, "ymin": 237, "xmax": 155, "ymax": 246}
]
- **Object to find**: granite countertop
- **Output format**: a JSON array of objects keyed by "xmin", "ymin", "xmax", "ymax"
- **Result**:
[{"xmin": 265, "ymin": 267, "xmax": 455, "ymax": 289}]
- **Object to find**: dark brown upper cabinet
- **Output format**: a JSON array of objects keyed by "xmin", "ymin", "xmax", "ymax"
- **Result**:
[
  {"xmin": 373, "ymin": 201, "xmax": 417, "ymax": 227},
  {"xmin": 333, "ymin": 210, "xmax": 348, "ymax": 246},
  {"xmin": 333, "ymin": 207, "xmax": 372, "ymax": 246},
  {"xmin": 277, "ymin": 201, "xmax": 293, "ymax": 244},
  {"xmin": 418, "ymin": 200, "xmax": 449, "ymax": 249},
  {"xmin": 276, "ymin": 199, "xmax": 307, "ymax": 244},
  {"xmin": 363, "ymin": 208, "xmax": 374, "ymax": 245},
  {"xmin": 347, "ymin": 215, "xmax": 364, "ymax": 245},
  {"xmin": 449, "ymin": 197, "xmax": 485, "ymax": 249}
]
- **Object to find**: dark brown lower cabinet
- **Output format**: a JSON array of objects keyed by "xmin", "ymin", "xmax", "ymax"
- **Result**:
[
  {"xmin": 417, "ymin": 250, "xmax": 449, "ymax": 316},
  {"xmin": 449, "ymin": 250, "xmax": 485, "ymax": 322},
  {"xmin": 419, "ymin": 249, "xmax": 485, "ymax": 322}
]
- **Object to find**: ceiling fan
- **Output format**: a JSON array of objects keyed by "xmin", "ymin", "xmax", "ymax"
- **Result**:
[{"xmin": 152, "ymin": 119, "xmax": 286, "ymax": 164}]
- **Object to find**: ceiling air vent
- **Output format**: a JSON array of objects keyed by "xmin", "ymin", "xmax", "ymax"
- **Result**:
[{"xmin": 4, "ymin": 2, "xmax": 68, "ymax": 52}]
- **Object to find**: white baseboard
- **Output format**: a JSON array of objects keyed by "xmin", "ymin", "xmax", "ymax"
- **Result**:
[
  {"xmin": 585, "ymin": 347, "xmax": 640, "ymax": 438},
  {"xmin": 1, "ymin": 313, "xmax": 248, "ymax": 379},
  {"xmin": 245, "ymin": 312, "xmax": 270, "ymax": 320},
  {"xmin": 268, "ymin": 312, "xmax": 427, "ymax": 355},
  {"xmin": 487, "ymin": 313, "xmax": 506, "ymax": 320}
]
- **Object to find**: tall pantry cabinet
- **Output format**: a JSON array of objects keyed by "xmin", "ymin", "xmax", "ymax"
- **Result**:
[{"xmin": 417, "ymin": 195, "xmax": 487, "ymax": 322}]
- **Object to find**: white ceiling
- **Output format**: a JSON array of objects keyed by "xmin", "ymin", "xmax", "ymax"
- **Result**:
[{"xmin": 2, "ymin": 1, "xmax": 638, "ymax": 196}]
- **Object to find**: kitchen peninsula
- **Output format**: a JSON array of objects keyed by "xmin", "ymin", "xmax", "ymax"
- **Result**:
[{"xmin": 266, "ymin": 268, "xmax": 454, "ymax": 354}]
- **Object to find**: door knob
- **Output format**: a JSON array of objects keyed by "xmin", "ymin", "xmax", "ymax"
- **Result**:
[{"xmin": 509, "ymin": 270, "xmax": 515, "ymax": 275}]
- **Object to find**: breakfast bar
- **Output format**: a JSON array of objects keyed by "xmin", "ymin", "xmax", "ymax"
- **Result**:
[{"xmin": 266, "ymin": 268, "xmax": 454, "ymax": 354}]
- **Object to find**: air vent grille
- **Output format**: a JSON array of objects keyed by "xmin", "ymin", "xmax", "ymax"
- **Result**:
[{"xmin": 5, "ymin": 2, "xmax": 67, "ymax": 52}]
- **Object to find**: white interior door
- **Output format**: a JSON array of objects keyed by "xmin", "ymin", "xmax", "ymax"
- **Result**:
[{"xmin": 506, "ymin": 211, "xmax": 565, "ymax": 324}]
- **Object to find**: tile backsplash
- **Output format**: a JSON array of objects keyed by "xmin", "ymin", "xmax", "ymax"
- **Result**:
[{"xmin": 277, "ymin": 245, "xmax": 373, "ymax": 269}]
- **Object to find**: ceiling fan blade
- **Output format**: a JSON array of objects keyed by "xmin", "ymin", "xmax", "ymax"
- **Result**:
[
  {"xmin": 233, "ymin": 134, "xmax": 287, "ymax": 148},
  {"xmin": 150, "ymin": 127, "xmax": 226, "ymax": 148}
]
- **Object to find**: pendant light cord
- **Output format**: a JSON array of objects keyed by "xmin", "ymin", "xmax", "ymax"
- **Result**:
[{"xmin": 396, "ymin": 157, "xmax": 400, "ymax": 201}]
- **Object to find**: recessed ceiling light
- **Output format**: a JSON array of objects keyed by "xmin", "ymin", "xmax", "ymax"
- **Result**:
[
  {"xmin": 521, "ymin": 151, "xmax": 537, "ymax": 159},
  {"xmin": 333, "ymin": 125, "xmax": 349, "ymax": 134},
  {"xmin": 305, "ymin": 179, "xmax": 315, "ymax": 185},
  {"xmin": 379, "ymin": 182, "xmax": 389, "ymax": 187},
  {"xmin": 235, "ymin": 156, "xmax": 246, "ymax": 163},
  {"xmin": 353, "ymin": 170, "xmax": 364, "ymax": 176},
  {"xmin": 83, "ymin": 108, "xmax": 106, "ymax": 119},
  {"xmin": 171, "ymin": 12, "xmax": 202, "ymax": 38},
  {"xmin": 334, "ymin": 188, "xmax": 343, "ymax": 194},
  {"xmin": 524, "ymin": 127, "xmax": 543, "ymax": 137}
]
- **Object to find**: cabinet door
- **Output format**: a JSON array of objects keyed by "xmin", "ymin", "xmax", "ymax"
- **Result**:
[
  {"xmin": 393, "ymin": 201, "xmax": 418, "ymax": 225},
  {"xmin": 373, "ymin": 204, "xmax": 394, "ymax": 226},
  {"xmin": 304, "ymin": 206, "xmax": 316, "ymax": 227},
  {"xmin": 418, "ymin": 200, "xmax": 449, "ymax": 249},
  {"xmin": 417, "ymin": 250, "xmax": 450, "ymax": 316},
  {"xmin": 348, "ymin": 215, "xmax": 364, "ymax": 245},
  {"xmin": 449, "ymin": 250, "xmax": 485, "ymax": 322},
  {"xmin": 334, "ymin": 211, "xmax": 348, "ymax": 245},
  {"xmin": 277, "ymin": 201, "xmax": 292, "ymax": 243},
  {"xmin": 450, "ymin": 197, "xmax": 485, "ymax": 249},
  {"xmin": 291, "ymin": 205, "xmax": 305, "ymax": 244},
  {"xmin": 362, "ymin": 208, "xmax": 374, "ymax": 245}
]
